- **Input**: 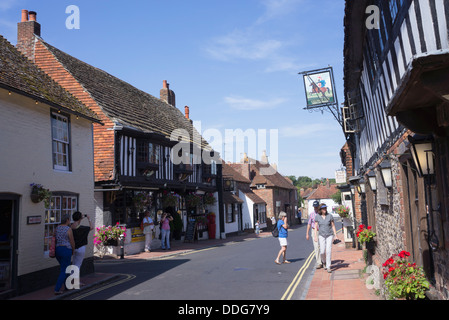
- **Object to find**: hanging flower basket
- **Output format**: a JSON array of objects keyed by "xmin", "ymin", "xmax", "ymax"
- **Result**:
[
  {"xmin": 30, "ymin": 183, "xmax": 52, "ymax": 207},
  {"xmin": 185, "ymin": 192, "xmax": 202, "ymax": 208},
  {"xmin": 133, "ymin": 191, "xmax": 152, "ymax": 213},
  {"xmin": 335, "ymin": 205, "xmax": 350, "ymax": 218},
  {"xmin": 204, "ymin": 192, "xmax": 216, "ymax": 206},
  {"xmin": 162, "ymin": 191, "xmax": 180, "ymax": 208}
]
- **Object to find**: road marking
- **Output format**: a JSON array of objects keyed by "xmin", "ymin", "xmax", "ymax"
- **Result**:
[
  {"xmin": 281, "ymin": 251, "xmax": 315, "ymax": 301},
  {"xmin": 71, "ymin": 274, "xmax": 136, "ymax": 300}
]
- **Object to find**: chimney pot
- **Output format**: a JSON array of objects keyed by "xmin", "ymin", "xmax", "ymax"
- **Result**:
[
  {"xmin": 21, "ymin": 9, "xmax": 29, "ymax": 22},
  {"xmin": 163, "ymin": 80, "xmax": 168, "ymax": 89},
  {"xmin": 185, "ymin": 106, "xmax": 190, "ymax": 119},
  {"xmin": 29, "ymin": 11, "xmax": 37, "ymax": 21}
]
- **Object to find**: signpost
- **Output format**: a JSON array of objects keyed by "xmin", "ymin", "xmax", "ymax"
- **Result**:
[{"xmin": 299, "ymin": 66, "xmax": 343, "ymax": 129}]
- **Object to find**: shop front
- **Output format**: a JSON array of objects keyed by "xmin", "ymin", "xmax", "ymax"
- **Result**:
[{"xmin": 94, "ymin": 187, "xmax": 219, "ymax": 256}]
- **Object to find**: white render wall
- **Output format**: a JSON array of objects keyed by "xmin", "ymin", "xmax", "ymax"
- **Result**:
[{"xmin": 0, "ymin": 88, "xmax": 95, "ymax": 276}]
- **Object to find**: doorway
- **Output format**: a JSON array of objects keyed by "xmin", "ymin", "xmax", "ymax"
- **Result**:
[{"xmin": 0, "ymin": 196, "xmax": 18, "ymax": 296}]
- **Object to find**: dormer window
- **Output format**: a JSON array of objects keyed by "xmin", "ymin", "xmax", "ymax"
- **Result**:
[{"xmin": 256, "ymin": 184, "xmax": 266, "ymax": 189}]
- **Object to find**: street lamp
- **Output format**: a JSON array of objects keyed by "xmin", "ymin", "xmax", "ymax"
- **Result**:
[
  {"xmin": 357, "ymin": 178, "xmax": 366, "ymax": 194},
  {"xmin": 408, "ymin": 135, "xmax": 435, "ymax": 177},
  {"xmin": 380, "ymin": 160, "xmax": 393, "ymax": 188},
  {"xmin": 367, "ymin": 171, "xmax": 377, "ymax": 191},
  {"xmin": 408, "ymin": 135, "xmax": 439, "ymax": 252}
]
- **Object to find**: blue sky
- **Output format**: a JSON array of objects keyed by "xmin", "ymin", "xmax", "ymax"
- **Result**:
[{"xmin": 0, "ymin": 0, "xmax": 347, "ymax": 179}]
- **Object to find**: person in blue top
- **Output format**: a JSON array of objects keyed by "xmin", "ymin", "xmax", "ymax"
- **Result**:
[{"xmin": 274, "ymin": 212, "xmax": 291, "ymax": 265}]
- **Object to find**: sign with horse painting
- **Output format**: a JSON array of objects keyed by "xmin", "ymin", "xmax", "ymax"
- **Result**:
[{"xmin": 301, "ymin": 68, "xmax": 336, "ymax": 109}]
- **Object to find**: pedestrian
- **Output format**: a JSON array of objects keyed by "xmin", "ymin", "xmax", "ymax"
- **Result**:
[
  {"xmin": 255, "ymin": 220, "xmax": 260, "ymax": 235},
  {"xmin": 275, "ymin": 212, "xmax": 290, "ymax": 265},
  {"xmin": 314, "ymin": 203, "xmax": 338, "ymax": 273},
  {"xmin": 54, "ymin": 214, "xmax": 75, "ymax": 295},
  {"xmin": 160, "ymin": 212, "xmax": 173, "ymax": 250},
  {"xmin": 306, "ymin": 201, "xmax": 323, "ymax": 268},
  {"xmin": 71, "ymin": 211, "xmax": 93, "ymax": 286},
  {"xmin": 142, "ymin": 210, "xmax": 154, "ymax": 252},
  {"xmin": 297, "ymin": 208, "xmax": 302, "ymax": 224}
]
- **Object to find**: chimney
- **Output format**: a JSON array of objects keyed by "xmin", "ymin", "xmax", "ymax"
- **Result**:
[
  {"xmin": 160, "ymin": 80, "xmax": 176, "ymax": 107},
  {"xmin": 184, "ymin": 106, "xmax": 190, "ymax": 119},
  {"xmin": 17, "ymin": 9, "xmax": 41, "ymax": 61}
]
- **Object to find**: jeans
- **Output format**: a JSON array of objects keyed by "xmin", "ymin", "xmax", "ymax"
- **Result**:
[
  {"xmin": 161, "ymin": 228, "xmax": 170, "ymax": 249},
  {"xmin": 55, "ymin": 246, "xmax": 72, "ymax": 292},
  {"xmin": 319, "ymin": 235, "xmax": 333, "ymax": 269}
]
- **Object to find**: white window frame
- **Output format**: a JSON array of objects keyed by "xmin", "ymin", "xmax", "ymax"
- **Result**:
[
  {"xmin": 51, "ymin": 112, "xmax": 70, "ymax": 171},
  {"xmin": 44, "ymin": 194, "xmax": 78, "ymax": 257}
]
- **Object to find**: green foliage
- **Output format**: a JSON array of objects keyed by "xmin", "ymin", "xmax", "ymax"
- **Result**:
[{"xmin": 382, "ymin": 251, "xmax": 430, "ymax": 300}]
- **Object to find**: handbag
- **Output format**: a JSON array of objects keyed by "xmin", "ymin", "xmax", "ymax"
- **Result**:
[
  {"xmin": 49, "ymin": 234, "xmax": 56, "ymax": 258},
  {"xmin": 271, "ymin": 224, "xmax": 279, "ymax": 238}
]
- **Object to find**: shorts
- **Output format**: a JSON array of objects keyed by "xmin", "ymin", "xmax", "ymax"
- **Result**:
[{"xmin": 278, "ymin": 237, "xmax": 288, "ymax": 247}]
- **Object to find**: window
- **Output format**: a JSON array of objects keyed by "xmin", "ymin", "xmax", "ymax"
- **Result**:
[
  {"xmin": 256, "ymin": 184, "xmax": 266, "ymax": 189},
  {"xmin": 137, "ymin": 141, "xmax": 160, "ymax": 165},
  {"xmin": 226, "ymin": 204, "xmax": 234, "ymax": 223},
  {"xmin": 51, "ymin": 112, "xmax": 70, "ymax": 171},
  {"xmin": 44, "ymin": 194, "xmax": 78, "ymax": 256}
]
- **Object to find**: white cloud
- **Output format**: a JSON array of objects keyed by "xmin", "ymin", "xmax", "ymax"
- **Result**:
[
  {"xmin": 256, "ymin": 0, "xmax": 304, "ymax": 24},
  {"xmin": 224, "ymin": 96, "xmax": 286, "ymax": 111},
  {"xmin": 205, "ymin": 29, "xmax": 283, "ymax": 62},
  {"xmin": 280, "ymin": 123, "xmax": 329, "ymax": 138},
  {"xmin": 203, "ymin": 0, "xmax": 304, "ymax": 73}
]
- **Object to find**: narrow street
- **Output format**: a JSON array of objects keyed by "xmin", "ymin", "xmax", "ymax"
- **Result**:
[{"xmin": 66, "ymin": 223, "xmax": 337, "ymax": 301}]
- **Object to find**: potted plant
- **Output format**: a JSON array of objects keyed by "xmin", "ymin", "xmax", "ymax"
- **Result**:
[
  {"xmin": 172, "ymin": 210, "xmax": 183, "ymax": 240},
  {"xmin": 356, "ymin": 224, "xmax": 376, "ymax": 253},
  {"xmin": 382, "ymin": 251, "xmax": 430, "ymax": 300},
  {"xmin": 30, "ymin": 183, "xmax": 52, "ymax": 207},
  {"xmin": 94, "ymin": 223, "xmax": 127, "ymax": 247}
]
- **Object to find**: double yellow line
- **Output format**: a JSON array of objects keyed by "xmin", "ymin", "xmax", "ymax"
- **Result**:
[{"xmin": 280, "ymin": 251, "xmax": 315, "ymax": 301}]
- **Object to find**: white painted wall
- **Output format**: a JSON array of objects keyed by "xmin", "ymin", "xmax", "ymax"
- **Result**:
[{"xmin": 0, "ymin": 89, "xmax": 95, "ymax": 276}]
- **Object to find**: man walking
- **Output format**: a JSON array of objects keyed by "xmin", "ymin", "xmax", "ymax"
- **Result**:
[{"xmin": 306, "ymin": 201, "xmax": 322, "ymax": 268}]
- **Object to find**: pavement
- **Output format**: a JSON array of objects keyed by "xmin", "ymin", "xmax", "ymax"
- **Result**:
[
  {"xmin": 305, "ymin": 232, "xmax": 381, "ymax": 300},
  {"xmin": 10, "ymin": 226, "xmax": 381, "ymax": 301}
]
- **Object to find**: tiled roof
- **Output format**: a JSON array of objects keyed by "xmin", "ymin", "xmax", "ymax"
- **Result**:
[
  {"xmin": 238, "ymin": 184, "xmax": 266, "ymax": 204},
  {"xmin": 222, "ymin": 162, "xmax": 251, "ymax": 183},
  {"xmin": 0, "ymin": 35, "xmax": 101, "ymax": 123},
  {"xmin": 306, "ymin": 184, "xmax": 339, "ymax": 200},
  {"xmin": 223, "ymin": 192, "xmax": 244, "ymax": 204},
  {"xmin": 246, "ymin": 161, "xmax": 297, "ymax": 190},
  {"xmin": 39, "ymin": 39, "xmax": 210, "ymax": 149}
]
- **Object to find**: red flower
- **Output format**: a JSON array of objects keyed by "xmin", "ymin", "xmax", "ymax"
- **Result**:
[{"xmin": 367, "ymin": 226, "xmax": 372, "ymax": 230}]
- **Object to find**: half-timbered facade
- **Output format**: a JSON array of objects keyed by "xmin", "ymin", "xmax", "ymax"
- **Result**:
[
  {"xmin": 16, "ymin": 11, "xmax": 220, "ymax": 255},
  {"xmin": 344, "ymin": 0, "xmax": 449, "ymax": 299}
]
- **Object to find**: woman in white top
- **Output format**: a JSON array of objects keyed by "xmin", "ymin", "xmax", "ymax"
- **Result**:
[{"xmin": 142, "ymin": 211, "xmax": 154, "ymax": 252}]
